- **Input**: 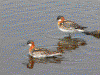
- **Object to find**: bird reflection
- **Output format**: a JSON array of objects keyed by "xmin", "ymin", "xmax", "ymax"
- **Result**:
[
  {"xmin": 57, "ymin": 35, "xmax": 87, "ymax": 53},
  {"xmin": 22, "ymin": 54, "xmax": 68, "ymax": 69}
]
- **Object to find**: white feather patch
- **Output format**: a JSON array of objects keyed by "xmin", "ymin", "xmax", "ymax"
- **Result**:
[{"xmin": 28, "ymin": 44, "xmax": 32, "ymax": 46}]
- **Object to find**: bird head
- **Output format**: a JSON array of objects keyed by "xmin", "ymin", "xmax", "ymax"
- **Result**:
[
  {"xmin": 57, "ymin": 15, "xmax": 65, "ymax": 21},
  {"xmin": 27, "ymin": 40, "xmax": 35, "ymax": 47}
]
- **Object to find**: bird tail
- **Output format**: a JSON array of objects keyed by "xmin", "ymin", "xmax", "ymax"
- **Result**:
[
  {"xmin": 82, "ymin": 30, "xmax": 100, "ymax": 39},
  {"xmin": 75, "ymin": 26, "xmax": 88, "ymax": 29},
  {"xmin": 82, "ymin": 31, "xmax": 91, "ymax": 35},
  {"xmin": 82, "ymin": 27, "xmax": 88, "ymax": 29}
]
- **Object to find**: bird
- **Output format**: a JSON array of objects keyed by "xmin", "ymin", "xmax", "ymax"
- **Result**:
[
  {"xmin": 57, "ymin": 15, "xmax": 88, "ymax": 36},
  {"xmin": 27, "ymin": 40, "xmax": 62, "ymax": 58}
]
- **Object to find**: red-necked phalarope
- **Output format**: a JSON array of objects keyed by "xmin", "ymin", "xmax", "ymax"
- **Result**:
[
  {"xmin": 27, "ymin": 40, "xmax": 62, "ymax": 58},
  {"xmin": 57, "ymin": 15, "xmax": 87, "ymax": 36}
]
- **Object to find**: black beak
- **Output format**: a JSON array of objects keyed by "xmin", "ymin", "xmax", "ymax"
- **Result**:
[
  {"xmin": 57, "ymin": 17, "xmax": 60, "ymax": 21},
  {"xmin": 27, "ymin": 42, "xmax": 29, "ymax": 45},
  {"xmin": 27, "ymin": 41, "xmax": 30, "ymax": 45}
]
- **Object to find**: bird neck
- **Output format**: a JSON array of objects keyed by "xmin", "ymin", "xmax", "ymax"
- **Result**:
[{"xmin": 29, "ymin": 44, "xmax": 35, "ymax": 51}]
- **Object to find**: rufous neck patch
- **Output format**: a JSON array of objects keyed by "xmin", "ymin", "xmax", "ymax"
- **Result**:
[
  {"xmin": 29, "ymin": 45, "xmax": 35, "ymax": 50},
  {"xmin": 61, "ymin": 17, "xmax": 65, "ymax": 21}
]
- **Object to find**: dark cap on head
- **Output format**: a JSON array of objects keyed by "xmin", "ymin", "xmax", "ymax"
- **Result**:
[
  {"xmin": 27, "ymin": 40, "xmax": 34, "ymax": 45},
  {"xmin": 57, "ymin": 15, "xmax": 64, "ymax": 20}
]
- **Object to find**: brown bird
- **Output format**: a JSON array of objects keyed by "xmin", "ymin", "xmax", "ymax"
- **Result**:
[
  {"xmin": 27, "ymin": 40, "xmax": 62, "ymax": 58},
  {"xmin": 57, "ymin": 15, "xmax": 87, "ymax": 37}
]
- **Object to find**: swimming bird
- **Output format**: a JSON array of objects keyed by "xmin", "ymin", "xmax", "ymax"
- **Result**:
[
  {"xmin": 27, "ymin": 40, "xmax": 62, "ymax": 58},
  {"xmin": 57, "ymin": 15, "xmax": 88, "ymax": 36}
]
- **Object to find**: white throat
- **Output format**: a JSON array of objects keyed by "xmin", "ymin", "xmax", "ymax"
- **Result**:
[
  {"xmin": 58, "ymin": 19, "xmax": 61, "ymax": 21},
  {"xmin": 28, "ymin": 44, "xmax": 32, "ymax": 46}
]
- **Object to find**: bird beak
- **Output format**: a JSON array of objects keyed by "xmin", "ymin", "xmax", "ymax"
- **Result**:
[{"xmin": 57, "ymin": 17, "xmax": 59, "ymax": 21}]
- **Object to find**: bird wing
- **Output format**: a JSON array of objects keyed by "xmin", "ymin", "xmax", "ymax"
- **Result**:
[
  {"xmin": 40, "ymin": 50, "xmax": 61, "ymax": 56},
  {"xmin": 33, "ymin": 48, "xmax": 49, "ymax": 52},
  {"xmin": 58, "ymin": 20, "xmax": 74, "ymax": 30},
  {"xmin": 63, "ymin": 20, "xmax": 87, "ymax": 29}
]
